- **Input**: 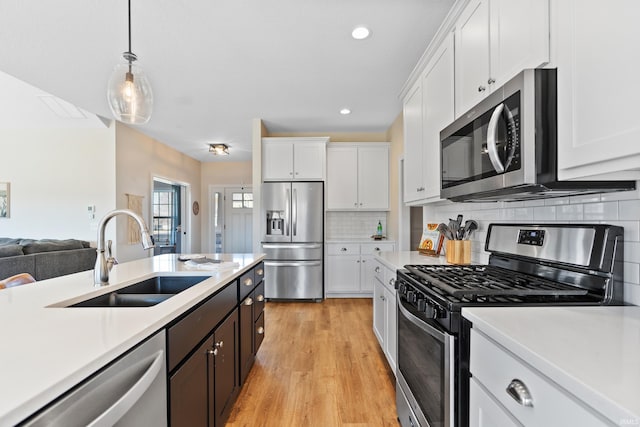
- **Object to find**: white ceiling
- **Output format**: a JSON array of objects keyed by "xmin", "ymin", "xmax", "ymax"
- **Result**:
[{"xmin": 0, "ymin": 0, "xmax": 454, "ymax": 162}]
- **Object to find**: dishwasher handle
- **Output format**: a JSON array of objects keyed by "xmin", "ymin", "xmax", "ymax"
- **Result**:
[{"xmin": 88, "ymin": 349, "xmax": 164, "ymax": 427}]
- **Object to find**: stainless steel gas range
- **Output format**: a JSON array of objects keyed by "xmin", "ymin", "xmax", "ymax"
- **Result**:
[{"xmin": 395, "ymin": 223, "xmax": 625, "ymax": 427}]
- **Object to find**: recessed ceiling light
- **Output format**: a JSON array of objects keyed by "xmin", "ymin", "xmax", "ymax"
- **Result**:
[
  {"xmin": 340, "ymin": 108, "xmax": 352, "ymax": 115},
  {"xmin": 351, "ymin": 26, "xmax": 370, "ymax": 40}
]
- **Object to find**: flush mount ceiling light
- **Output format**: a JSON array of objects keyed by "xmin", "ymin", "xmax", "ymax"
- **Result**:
[
  {"xmin": 351, "ymin": 26, "xmax": 371, "ymax": 40},
  {"xmin": 340, "ymin": 108, "xmax": 352, "ymax": 115},
  {"xmin": 107, "ymin": 0, "xmax": 153, "ymax": 125},
  {"xmin": 209, "ymin": 144, "xmax": 230, "ymax": 155}
]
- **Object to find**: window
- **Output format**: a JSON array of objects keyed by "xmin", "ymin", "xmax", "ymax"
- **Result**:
[
  {"xmin": 231, "ymin": 191, "xmax": 253, "ymax": 209},
  {"xmin": 153, "ymin": 189, "xmax": 176, "ymax": 246}
]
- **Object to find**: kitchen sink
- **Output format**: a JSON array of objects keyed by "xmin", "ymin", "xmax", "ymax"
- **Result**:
[{"xmin": 67, "ymin": 276, "xmax": 210, "ymax": 308}]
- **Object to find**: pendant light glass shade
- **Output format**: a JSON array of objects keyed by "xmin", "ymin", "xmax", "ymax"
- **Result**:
[{"xmin": 107, "ymin": 53, "xmax": 153, "ymax": 124}]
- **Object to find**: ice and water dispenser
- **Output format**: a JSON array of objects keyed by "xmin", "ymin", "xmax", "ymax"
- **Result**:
[{"xmin": 266, "ymin": 211, "xmax": 285, "ymax": 236}]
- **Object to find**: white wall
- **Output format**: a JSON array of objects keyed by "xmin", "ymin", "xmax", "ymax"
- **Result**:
[
  {"xmin": 115, "ymin": 123, "xmax": 202, "ymax": 262},
  {"xmin": 424, "ymin": 185, "xmax": 640, "ymax": 306},
  {"xmin": 0, "ymin": 125, "xmax": 116, "ymax": 242}
]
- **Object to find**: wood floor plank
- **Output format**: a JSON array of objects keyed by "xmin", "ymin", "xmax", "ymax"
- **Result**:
[{"xmin": 227, "ymin": 298, "xmax": 399, "ymax": 427}]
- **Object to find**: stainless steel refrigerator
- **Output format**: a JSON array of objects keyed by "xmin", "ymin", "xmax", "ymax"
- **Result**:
[{"xmin": 261, "ymin": 182, "xmax": 323, "ymax": 300}]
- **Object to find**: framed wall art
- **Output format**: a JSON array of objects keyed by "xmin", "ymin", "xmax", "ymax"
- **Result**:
[{"xmin": 0, "ymin": 182, "xmax": 9, "ymax": 218}]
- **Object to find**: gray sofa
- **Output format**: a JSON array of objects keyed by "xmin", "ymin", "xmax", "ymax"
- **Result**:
[{"xmin": 0, "ymin": 238, "xmax": 97, "ymax": 281}]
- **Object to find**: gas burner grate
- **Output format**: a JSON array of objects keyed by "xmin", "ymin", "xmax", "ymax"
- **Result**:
[{"xmin": 405, "ymin": 265, "xmax": 588, "ymax": 298}]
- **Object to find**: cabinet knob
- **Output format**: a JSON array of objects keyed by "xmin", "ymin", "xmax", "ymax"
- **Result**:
[
  {"xmin": 215, "ymin": 340, "xmax": 224, "ymax": 349},
  {"xmin": 478, "ymin": 85, "xmax": 486, "ymax": 92},
  {"xmin": 243, "ymin": 278, "xmax": 253, "ymax": 287},
  {"xmin": 356, "ymin": 259, "xmax": 360, "ymax": 263},
  {"xmin": 256, "ymin": 294, "xmax": 265, "ymax": 302},
  {"xmin": 389, "ymin": 278, "xmax": 396, "ymax": 287},
  {"xmin": 244, "ymin": 297, "xmax": 254, "ymax": 306},
  {"xmin": 488, "ymin": 77, "xmax": 496, "ymax": 84},
  {"xmin": 207, "ymin": 348, "xmax": 218, "ymax": 356},
  {"xmin": 506, "ymin": 379, "xmax": 533, "ymax": 407},
  {"xmin": 380, "ymin": 295, "xmax": 385, "ymax": 301},
  {"xmin": 257, "ymin": 326, "xmax": 265, "ymax": 335},
  {"xmin": 359, "ymin": 203, "xmax": 363, "ymax": 206},
  {"xmin": 375, "ymin": 266, "xmax": 380, "ymax": 273},
  {"xmin": 374, "ymin": 247, "xmax": 380, "ymax": 251},
  {"xmin": 289, "ymin": 172, "xmax": 293, "ymax": 175},
  {"xmin": 295, "ymin": 172, "xmax": 299, "ymax": 175},
  {"xmin": 341, "ymin": 247, "xmax": 347, "ymax": 252},
  {"xmin": 256, "ymin": 268, "xmax": 264, "ymax": 277},
  {"xmin": 354, "ymin": 202, "xmax": 358, "ymax": 207}
]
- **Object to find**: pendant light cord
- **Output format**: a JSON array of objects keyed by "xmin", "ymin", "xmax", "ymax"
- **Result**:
[{"xmin": 128, "ymin": 0, "xmax": 132, "ymax": 54}]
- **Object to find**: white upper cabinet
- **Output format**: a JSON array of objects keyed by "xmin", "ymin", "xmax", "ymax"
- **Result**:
[
  {"xmin": 403, "ymin": 32, "xmax": 454, "ymax": 204},
  {"xmin": 554, "ymin": 0, "xmax": 640, "ymax": 180},
  {"xmin": 455, "ymin": 0, "xmax": 550, "ymax": 116},
  {"xmin": 262, "ymin": 137, "xmax": 328, "ymax": 181},
  {"xmin": 327, "ymin": 144, "xmax": 389, "ymax": 211}
]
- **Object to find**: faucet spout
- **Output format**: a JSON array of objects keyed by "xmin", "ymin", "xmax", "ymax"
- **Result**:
[{"xmin": 94, "ymin": 209, "xmax": 155, "ymax": 286}]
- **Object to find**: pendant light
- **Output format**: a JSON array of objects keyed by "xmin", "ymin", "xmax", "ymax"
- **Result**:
[{"xmin": 107, "ymin": 0, "xmax": 153, "ymax": 124}]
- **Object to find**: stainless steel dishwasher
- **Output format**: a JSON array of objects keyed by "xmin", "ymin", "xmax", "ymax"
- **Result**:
[{"xmin": 20, "ymin": 330, "xmax": 167, "ymax": 426}]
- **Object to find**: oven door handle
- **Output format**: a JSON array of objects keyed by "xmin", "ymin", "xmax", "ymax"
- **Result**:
[{"xmin": 397, "ymin": 294, "xmax": 447, "ymax": 343}]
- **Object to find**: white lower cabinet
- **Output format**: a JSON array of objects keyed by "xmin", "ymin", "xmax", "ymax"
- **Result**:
[
  {"xmin": 469, "ymin": 328, "xmax": 611, "ymax": 426},
  {"xmin": 372, "ymin": 259, "xmax": 397, "ymax": 376},
  {"xmin": 326, "ymin": 242, "xmax": 394, "ymax": 297}
]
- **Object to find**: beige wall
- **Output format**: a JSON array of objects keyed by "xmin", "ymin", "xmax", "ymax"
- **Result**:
[
  {"xmin": 115, "ymin": 123, "xmax": 202, "ymax": 262},
  {"xmin": 386, "ymin": 113, "xmax": 404, "ymax": 243},
  {"xmin": 200, "ymin": 161, "xmax": 252, "ymax": 252}
]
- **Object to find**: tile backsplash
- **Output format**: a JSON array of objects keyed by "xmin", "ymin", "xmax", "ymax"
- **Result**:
[
  {"xmin": 326, "ymin": 212, "xmax": 388, "ymax": 240},
  {"xmin": 424, "ymin": 185, "xmax": 640, "ymax": 306}
]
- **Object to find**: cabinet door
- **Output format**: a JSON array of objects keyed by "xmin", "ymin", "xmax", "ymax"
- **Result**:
[
  {"xmin": 213, "ymin": 310, "xmax": 239, "ymax": 427},
  {"xmin": 556, "ymin": 0, "xmax": 640, "ymax": 180},
  {"xmin": 357, "ymin": 146, "xmax": 389, "ymax": 210},
  {"xmin": 294, "ymin": 142, "xmax": 325, "ymax": 180},
  {"xmin": 422, "ymin": 32, "xmax": 455, "ymax": 201},
  {"xmin": 403, "ymin": 83, "xmax": 424, "ymax": 203},
  {"xmin": 169, "ymin": 338, "xmax": 211, "ymax": 427},
  {"xmin": 455, "ymin": 0, "xmax": 490, "ymax": 115},
  {"xmin": 239, "ymin": 296, "xmax": 254, "ymax": 385},
  {"xmin": 469, "ymin": 378, "xmax": 521, "ymax": 427},
  {"xmin": 384, "ymin": 286, "xmax": 397, "ymax": 376},
  {"xmin": 360, "ymin": 254, "xmax": 375, "ymax": 292},
  {"xmin": 326, "ymin": 147, "xmax": 359, "ymax": 210},
  {"xmin": 373, "ymin": 279, "xmax": 386, "ymax": 347},
  {"xmin": 490, "ymin": 0, "xmax": 549, "ymax": 89},
  {"xmin": 326, "ymin": 254, "xmax": 360, "ymax": 293},
  {"xmin": 262, "ymin": 141, "xmax": 293, "ymax": 180}
]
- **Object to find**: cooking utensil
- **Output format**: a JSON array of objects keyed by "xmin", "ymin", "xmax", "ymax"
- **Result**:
[
  {"xmin": 437, "ymin": 223, "xmax": 454, "ymax": 241},
  {"xmin": 448, "ymin": 219, "xmax": 458, "ymax": 240},
  {"xmin": 462, "ymin": 220, "xmax": 478, "ymax": 240},
  {"xmin": 456, "ymin": 215, "xmax": 464, "ymax": 239}
]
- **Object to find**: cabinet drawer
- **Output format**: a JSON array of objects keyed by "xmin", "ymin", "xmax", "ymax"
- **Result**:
[
  {"xmin": 327, "ymin": 243, "xmax": 360, "ymax": 255},
  {"xmin": 254, "ymin": 312, "xmax": 265, "ymax": 354},
  {"xmin": 383, "ymin": 266, "xmax": 397, "ymax": 292},
  {"xmin": 253, "ymin": 281, "xmax": 265, "ymax": 323},
  {"xmin": 239, "ymin": 269, "xmax": 255, "ymax": 301},
  {"xmin": 254, "ymin": 261, "xmax": 264, "ymax": 283},
  {"xmin": 470, "ymin": 329, "xmax": 610, "ymax": 426},
  {"xmin": 361, "ymin": 243, "xmax": 395, "ymax": 255},
  {"xmin": 168, "ymin": 282, "xmax": 238, "ymax": 371}
]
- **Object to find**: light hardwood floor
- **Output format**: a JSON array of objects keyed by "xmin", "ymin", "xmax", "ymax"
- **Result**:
[{"xmin": 227, "ymin": 298, "xmax": 399, "ymax": 427}]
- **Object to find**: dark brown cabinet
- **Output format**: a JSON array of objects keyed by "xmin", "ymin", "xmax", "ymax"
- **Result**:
[
  {"xmin": 239, "ymin": 263, "xmax": 265, "ymax": 385},
  {"xmin": 169, "ymin": 338, "xmax": 211, "ymax": 427},
  {"xmin": 213, "ymin": 310, "xmax": 239, "ymax": 427}
]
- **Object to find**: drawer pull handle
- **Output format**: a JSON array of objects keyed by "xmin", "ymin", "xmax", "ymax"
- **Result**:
[
  {"xmin": 506, "ymin": 379, "xmax": 533, "ymax": 407},
  {"xmin": 341, "ymin": 247, "xmax": 347, "ymax": 251},
  {"xmin": 257, "ymin": 326, "xmax": 265, "ymax": 335},
  {"xmin": 244, "ymin": 297, "xmax": 254, "ymax": 306},
  {"xmin": 389, "ymin": 278, "xmax": 395, "ymax": 286},
  {"xmin": 256, "ymin": 294, "xmax": 264, "ymax": 302},
  {"xmin": 375, "ymin": 266, "xmax": 380, "ymax": 273},
  {"xmin": 243, "ymin": 278, "xmax": 253, "ymax": 287}
]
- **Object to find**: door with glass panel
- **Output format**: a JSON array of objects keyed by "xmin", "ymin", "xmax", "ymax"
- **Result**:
[{"xmin": 223, "ymin": 187, "xmax": 253, "ymax": 253}]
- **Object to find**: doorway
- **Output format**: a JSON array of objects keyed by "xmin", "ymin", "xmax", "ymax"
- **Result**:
[
  {"xmin": 209, "ymin": 186, "xmax": 253, "ymax": 253},
  {"xmin": 152, "ymin": 178, "xmax": 187, "ymax": 255}
]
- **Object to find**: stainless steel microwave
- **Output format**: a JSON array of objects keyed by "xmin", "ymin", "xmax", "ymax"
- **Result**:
[{"xmin": 439, "ymin": 69, "xmax": 635, "ymax": 202}]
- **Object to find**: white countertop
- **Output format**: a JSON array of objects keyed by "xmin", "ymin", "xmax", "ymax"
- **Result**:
[
  {"xmin": 325, "ymin": 238, "xmax": 396, "ymax": 244},
  {"xmin": 0, "ymin": 253, "xmax": 264, "ymax": 426},
  {"xmin": 463, "ymin": 306, "xmax": 640, "ymax": 424},
  {"xmin": 376, "ymin": 250, "xmax": 450, "ymax": 271}
]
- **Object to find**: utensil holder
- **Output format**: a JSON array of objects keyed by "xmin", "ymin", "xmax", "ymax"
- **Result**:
[{"xmin": 446, "ymin": 240, "xmax": 471, "ymax": 265}]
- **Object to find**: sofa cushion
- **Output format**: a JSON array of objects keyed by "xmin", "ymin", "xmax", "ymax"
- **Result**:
[
  {"xmin": 0, "ymin": 244, "xmax": 24, "ymax": 258},
  {"xmin": 22, "ymin": 239, "xmax": 85, "ymax": 255}
]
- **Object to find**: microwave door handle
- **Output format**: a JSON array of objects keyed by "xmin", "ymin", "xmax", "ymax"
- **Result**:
[
  {"xmin": 285, "ymin": 188, "xmax": 290, "ymax": 237},
  {"xmin": 487, "ymin": 103, "xmax": 506, "ymax": 173},
  {"xmin": 502, "ymin": 105, "xmax": 518, "ymax": 170}
]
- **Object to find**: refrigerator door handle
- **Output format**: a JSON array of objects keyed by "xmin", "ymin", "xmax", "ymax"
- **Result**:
[
  {"xmin": 285, "ymin": 188, "xmax": 291, "ymax": 236},
  {"xmin": 292, "ymin": 188, "xmax": 298, "ymax": 236},
  {"xmin": 264, "ymin": 260, "xmax": 322, "ymax": 268},
  {"xmin": 262, "ymin": 243, "xmax": 322, "ymax": 250}
]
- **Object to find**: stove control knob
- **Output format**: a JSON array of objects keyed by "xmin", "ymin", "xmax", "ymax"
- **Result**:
[
  {"xmin": 416, "ymin": 298, "xmax": 426, "ymax": 312},
  {"xmin": 425, "ymin": 301, "xmax": 444, "ymax": 319},
  {"xmin": 406, "ymin": 290, "xmax": 415, "ymax": 302}
]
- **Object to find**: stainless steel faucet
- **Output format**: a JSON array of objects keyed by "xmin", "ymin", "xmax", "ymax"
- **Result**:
[{"xmin": 94, "ymin": 209, "xmax": 155, "ymax": 286}]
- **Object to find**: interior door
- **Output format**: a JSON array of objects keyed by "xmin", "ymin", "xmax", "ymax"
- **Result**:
[{"xmin": 223, "ymin": 187, "xmax": 253, "ymax": 253}]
